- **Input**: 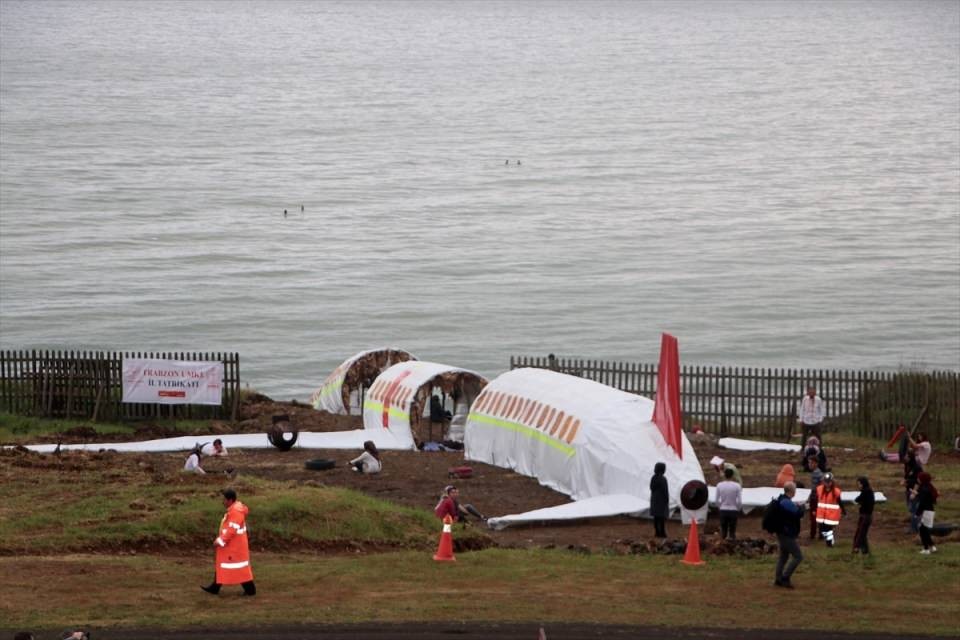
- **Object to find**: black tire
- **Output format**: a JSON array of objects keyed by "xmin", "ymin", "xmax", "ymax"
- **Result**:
[
  {"xmin": 304, "ymin": 458, "xmax": 335, "ymax": 471},
  {"xmin": 268, "ymin": 429, "xmax": 299, "ymax": 451}
]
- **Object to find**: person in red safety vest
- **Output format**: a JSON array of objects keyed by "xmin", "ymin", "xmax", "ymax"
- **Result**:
[
  {"xmin": 815, "ymin": 473, "xmax": 846, "ymax": 547},
  {"xmin": 202, "ymin": 488, "xmax": 256, "ymax": 596}
]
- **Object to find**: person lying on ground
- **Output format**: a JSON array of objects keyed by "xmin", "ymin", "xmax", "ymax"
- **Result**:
[{"xmin": 201, "ymin": 438, "xmax": 228, "ymax": 457}]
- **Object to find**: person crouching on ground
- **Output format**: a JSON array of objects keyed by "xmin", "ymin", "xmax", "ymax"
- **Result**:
[
  {"xmin": 852, "ymin": 476, "xmax": 875, "ymax": 554},
  {"xmin": 774, "ymin": 481, "xmax": 805, "ymax": 589},
  {"xmin": 183, "ymin": 446, "xmax": 205, "ymax": 474},
  {"xmin": 202, "ymin": 488, "xmax": 256, "ymax": 596},
  {"xmin": 350, "ymin": 440, "xmax": 382, "ymax": 474},
  {"xmin": 649, "ymin": 462, "xmax": 669, "ymax": 538},
  {"xmin": 815, "ymin": 472, "xmax": 845, "ymax": 547},
  {"xmin": 434, "ymin": 485, "xmax": 485, "ymax": 523},
  {"xmin": 775, "ymin": 464, "xmax": 795, "ymax": 488}
]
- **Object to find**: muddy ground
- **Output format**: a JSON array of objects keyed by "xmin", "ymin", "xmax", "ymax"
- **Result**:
[
  {"xmin": 25, "ymin": 395, "xmax": 960, "ymax": 552},
  {"xmin": 1, "ymin": 623, "xmax": 941, "ymax": 640}
]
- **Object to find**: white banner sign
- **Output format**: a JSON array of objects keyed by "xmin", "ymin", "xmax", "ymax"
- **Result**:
[{"xmin": 122, "ymin": 358, "xmax": 224, "ymax": 405}]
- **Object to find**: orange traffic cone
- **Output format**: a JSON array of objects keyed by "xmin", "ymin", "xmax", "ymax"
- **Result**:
[
  {"xmin": 433, "ymin": 515, "xmax": 456, "ymax": 562},
  {"xmin": 681, "ymin": 519, "xmax": 705, "ymax": 566}
]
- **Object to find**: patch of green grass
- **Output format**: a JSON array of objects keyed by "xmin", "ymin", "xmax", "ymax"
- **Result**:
[
  {"xmin": 0, "ymin": 412, "xmax": 137, "ymax": 443},
  {"xmin": 2, "ymin": 547, "xmax": 958, "ymax": 634},
  {"xmin": 0, "ymin": 462, "xmax": 480, "ymax": 554},
  {"xmin": 0, "ymin": 412, "xmax": 224, "ymax": 445}
]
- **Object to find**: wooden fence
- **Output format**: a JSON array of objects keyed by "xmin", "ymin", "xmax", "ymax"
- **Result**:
[
  {"xmin": 0, "ymin": 350, "xmax": 241, "ymax": 422},
  {"xmin": 510, "ymin": 355, "xmax": 959, "ymax": 443}
]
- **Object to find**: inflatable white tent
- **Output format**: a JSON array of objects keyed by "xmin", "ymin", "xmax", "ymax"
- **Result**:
[
  {"xmin": 362, "ymin": 360, "xmax": 487, "ymax": 449},
  {"xmin": 466, "ymin": 335, "xmax": 705, "ymax": 529},
  {"xmin": 311, "ymin": 348, "xmax": 416, "ymax": 415}
]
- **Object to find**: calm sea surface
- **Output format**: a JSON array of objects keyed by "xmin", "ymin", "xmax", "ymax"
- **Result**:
[{"xmin": 1, "ymin": 0, "xmax": 958, "ymax": 400}]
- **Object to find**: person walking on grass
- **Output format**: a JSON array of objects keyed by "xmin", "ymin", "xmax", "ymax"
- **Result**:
[
  {"xmin": 202, "ymin": 488, "xmax": 256, "ymax": 596},
  {"xmin": 774, "ymin": 481, "xmax": 804, "ymax": 589},
  {"xmin": 649, "ymin": 462, "xmax": 669, "ymax": 538},
  {"xmin": 852, "ymin": 476, "xmax": 875, "ymax": 554}
]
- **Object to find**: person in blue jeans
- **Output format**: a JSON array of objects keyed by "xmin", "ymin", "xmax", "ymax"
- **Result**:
[{"xmin": 775, "ymin": 481, "xmax": 805, "ymax": 589}]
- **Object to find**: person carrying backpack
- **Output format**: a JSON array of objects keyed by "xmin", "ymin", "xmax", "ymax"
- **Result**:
[{"xmin": 773, "ymin": 481, "xmax": 805, "ymax": 589}]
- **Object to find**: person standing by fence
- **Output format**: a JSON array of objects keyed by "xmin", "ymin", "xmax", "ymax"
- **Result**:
[{"xmin": 797, "ymin": 386, "xmax": 825, "ymax": 444}]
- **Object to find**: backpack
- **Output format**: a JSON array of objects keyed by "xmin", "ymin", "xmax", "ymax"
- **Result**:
[{"xmin": 762, "ymin": 497, "xmax": 783, "ymax": 534}]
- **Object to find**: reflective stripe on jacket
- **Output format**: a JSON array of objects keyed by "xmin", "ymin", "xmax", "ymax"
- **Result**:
[
  {"xmin": 815, "ymin": 485, "xmax": 843, "ymax": 526},
  {"xmin": 215, "ymin": 501, "xmax": 253, "ymax": 584}
]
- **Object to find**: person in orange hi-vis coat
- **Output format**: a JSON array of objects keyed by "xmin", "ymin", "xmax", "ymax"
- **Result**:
[
  {"xmin": 815, "ymin": 473, "xmax": 846, "ymax": 548},
  {"xmin": 202, "ymin": 488, "xmax": 256, "ymax": 596}
]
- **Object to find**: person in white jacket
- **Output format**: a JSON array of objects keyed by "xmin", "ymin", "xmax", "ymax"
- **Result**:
[
  {"xmin": 350, "ymin": 440, "xmax": 382, "ymax": 474},
  {"xmin": 183, "ymin": 449, "xmax": 205, "ymax": 474},
  {"xmin": 797, "ymin": 385, "xmax": 825, "ymax": 444}
]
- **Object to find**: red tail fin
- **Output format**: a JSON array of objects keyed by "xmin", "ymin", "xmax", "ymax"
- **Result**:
[{"xmin": 652, "ymin": 333, "xmax": 683, "ymax": 459}]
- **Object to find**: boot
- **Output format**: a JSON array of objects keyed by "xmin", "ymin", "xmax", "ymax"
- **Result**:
[
  {"xmin": 242, "ymin": 580, "xmax": 257, "ymax": 596},
  {"xmin": 201, "ymin": 582, "xmax": 221, "ymax": 595}
]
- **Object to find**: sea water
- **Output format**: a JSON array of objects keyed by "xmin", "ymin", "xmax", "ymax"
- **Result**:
[{"xmin": 1, "ymin": 0, "xmax": 958, "ymax": 400}]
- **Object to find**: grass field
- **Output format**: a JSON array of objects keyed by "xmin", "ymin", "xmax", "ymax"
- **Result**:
[
  {"xmin": 2, "ymin": 416, "xmax": 958, "ymax": 636},
  {"xmin": 2, "ymin": 547, "xmax": 958, "ymax": 634}
]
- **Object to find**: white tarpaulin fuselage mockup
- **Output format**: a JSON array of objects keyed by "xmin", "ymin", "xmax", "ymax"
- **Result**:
[
  {"xmin": 310, "ymin": 348, "xmax": 416, "ymax": 415},
  {"xmin": 718, "ymin": 437, "xmax": 802, "ymax": 453},
  {"xmin": 465, "ymin": 368, "xmax": 704, "ymax": 527},
  {"xmin": 362, "ymin": 360, "xmax": 486, "ymax": 450},
  {"xmin": 16, "ymin": 429, "xmax": 416, "ymax": 454}
]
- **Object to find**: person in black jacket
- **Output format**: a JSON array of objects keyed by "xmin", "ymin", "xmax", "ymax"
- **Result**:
[
  {"xmin": 913, "ymin": 472, "xmax": 939, "ymax": 554},
  {"xmin": 852, "ymin": 476, "xmax": 875, "ymax": 554},
  {"xmin": 774, "ymin": 481, "xmax": 805, "ymax": 589},
  {"xmin": 903, "ymin": 450, "xmax": 923, "ymax": 533},
  {"xmin": 649, "ymin": 462, "xmax": 669, "ymax": 538}
]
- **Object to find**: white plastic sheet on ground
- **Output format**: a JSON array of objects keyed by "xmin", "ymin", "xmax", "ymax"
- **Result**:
[
  {"xmin": 465, "ymin": 368, "xmax": 705, "ymax": 526},
  {"xmin": 718, "ymin": 437, "xmax": 802, "ymax": 452},
  {"xmin": 16, "ymin": 429, "xmax": 415, "ymax": 454},
  {"xmin": 707, "ymin": 485, "xmax": 888, "ymax": 514},
  {"xmin": 487, "ymin": 487, "xmax": 888, "ymax": 529},
  {"xmin": 486, "ymin": 494, "xmax": 648, "ymax": 531},
  {"xmin": 362, "ymin": 360, "xmax": 486, "ymax": 450}
]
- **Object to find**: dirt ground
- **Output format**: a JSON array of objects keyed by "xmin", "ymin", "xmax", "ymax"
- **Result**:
[
  {"xmin": 2, "ymin": 622, "xmax": 941, "ymax": 640},
  {"xmin": 31, "ymin": 395, "xmax": 960, "ymax": 553}
]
